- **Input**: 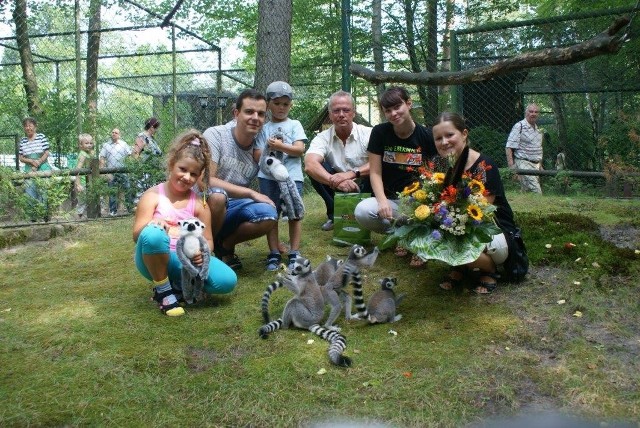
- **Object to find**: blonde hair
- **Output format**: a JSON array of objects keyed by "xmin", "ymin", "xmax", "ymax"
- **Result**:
[{"xmin": 78, "ymin": 133, "xmax": 93, "ymax": 145}]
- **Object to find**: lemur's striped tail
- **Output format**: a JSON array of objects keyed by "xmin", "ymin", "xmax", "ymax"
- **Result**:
[
  {"xmin": 258, "ymin": 318, "xmax": 284, "ymax": 339},
  {"xmin": 350, "ymin": 268, "xmax": 369, "ymax": 318},
  {"xmin": 260, "ymin": 279, "xmax": 284, "ymax": 323},
  {"xmin": 309, "ymin": 324, "xmax": 352, "ymax": 367}
]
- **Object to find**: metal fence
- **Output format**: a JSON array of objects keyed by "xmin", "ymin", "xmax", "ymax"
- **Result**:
[
  {"xmin": 447, "ymin": 6, "xmax": 640, "ymax": 197},
  {"xmin": 1, "ymin": 3, "xmax": 638, "ymax": 227}
]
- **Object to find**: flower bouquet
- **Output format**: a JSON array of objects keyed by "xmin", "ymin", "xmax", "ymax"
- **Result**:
[{"xmin": 381, "ymin": 155, "xmax": 501, "ymax": 266}]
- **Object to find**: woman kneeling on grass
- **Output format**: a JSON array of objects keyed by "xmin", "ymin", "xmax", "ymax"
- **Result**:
[
  {"xmin": 434, "ymin": 112, "xmax": 519, "ymax": 294},
  {"xmin": 132, "ymin": 129, "xmax": 237, "ymax": 316}
]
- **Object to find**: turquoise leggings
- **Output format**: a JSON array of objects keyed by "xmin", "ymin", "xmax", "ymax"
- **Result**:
[{"xmin": 134, "ymin": 224, "xmax": 237, "ymax": 294}]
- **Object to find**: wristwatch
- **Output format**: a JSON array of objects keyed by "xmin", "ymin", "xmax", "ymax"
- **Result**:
[{"xmin": 353, "ymin": 169, "xmax": 361, "ymax": 179}]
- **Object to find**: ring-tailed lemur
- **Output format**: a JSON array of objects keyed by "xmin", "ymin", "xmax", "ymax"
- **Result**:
[
  {"xmin": 319, "ymin": 245, "xmax": 380, "ymax": 330},
  {"xmin": 259, "ymin": 149, "xmax": 305, "ymax": 220},
  {"xmin": 261, "ymin": 255, "xmax": 342, "ymax": 324},
  {"xmin": 175, "ymin": 218, "xmax": 210, "ymax": 304},
  {"xmin": 258, "ymin": 256, "xmax": 351, "ymax": 367},
  {"xmin": 352, "ymin": 277, "xmax": 405, "ymax": 324}
]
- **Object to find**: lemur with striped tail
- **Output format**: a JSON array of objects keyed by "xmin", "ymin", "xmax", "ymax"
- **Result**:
[
  {"xmin": 260, "ymin": 255, "xmax": 342, "ymax": 323},
  {"xmin": 258, "ymin": 256, "xmax": 352, "ymax": 367},
  {"xmin": 352, "ymin": 277, "xmax": 405, "ymax": 324},
  {"xmin": 319, "ymin": 245, "xmax": 380, "ymax": 330}
]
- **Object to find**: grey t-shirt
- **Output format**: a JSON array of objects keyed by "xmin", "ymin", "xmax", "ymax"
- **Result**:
[{"xmin": 203, "ymin": 125, "xmax": 259, "ymax": 187}]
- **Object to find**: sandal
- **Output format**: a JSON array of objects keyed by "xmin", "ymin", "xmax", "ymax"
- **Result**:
[
  {"xmin": 439, "ymin": 268, "xmax": 464, "ymax": 291},
  {"xmin": 214, "ymin": 240, "xmax": 243, "ymax": 271},
  {"xmin": 394, "ymin": 245, "xmax": 409, "ymax": 257},
  {"xmin": 223, "ymin": 254, "xmax": 243, "ymax": 271},
  {"xmin": 409, "ymin": 254, "xmax": 426, "ymax": 268},
  {"xmin": 472, "ymin": 272, "xmax": 499, "ymax": 295},
  {"xmin": 266, "ymin": 252, "xmax": 282, "ymax": 271}
]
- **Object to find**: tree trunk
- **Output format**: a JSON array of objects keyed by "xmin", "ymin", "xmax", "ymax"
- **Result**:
[
  {"xmin": 439, "ymin": 0, "xmax": 455, "ymax": 98},
  {"xmin": 254, "ymin": 0, "xmax": 292, "ymax": 93},
  {"xmin": 371, "ymin": 0, "xmax": 385, "ymax": 121},
  {"xmin": 423, "ymin": 0, "xmax": 438, "ymax": 125},
  {"xmin": 402, "ymin": 0, "xmax": 427, "ymax": 124},
  {"xmin": 13, "ymin": 0, "xmax": 42, "ymax": 117},
  {"xmin": 85, "ymin": 0, "xmax": 101, "ymax": 137}
]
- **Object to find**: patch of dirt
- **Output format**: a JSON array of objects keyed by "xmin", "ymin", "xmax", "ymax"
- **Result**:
[{"xmin": 598, "ymin": 224, "xmax": 640, "ymax": 249}]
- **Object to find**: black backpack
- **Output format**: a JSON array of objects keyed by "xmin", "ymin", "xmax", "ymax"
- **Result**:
[{"xmin": 501, "ymin": 227, "xmax": 529, "ymax": 283}]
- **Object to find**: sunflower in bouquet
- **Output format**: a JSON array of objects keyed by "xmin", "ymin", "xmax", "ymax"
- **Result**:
[{"xmin": 381, "ymin": 153, "xmax": 501, "ymax": 266}]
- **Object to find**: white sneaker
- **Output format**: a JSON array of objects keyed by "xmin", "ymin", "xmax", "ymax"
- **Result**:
[{"xmin": 321, "ymin": 219, "xmax": 334, "ymax": 231}]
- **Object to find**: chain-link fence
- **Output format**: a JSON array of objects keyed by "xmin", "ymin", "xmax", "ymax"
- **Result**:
[
  {"xmin": 0, "ymin": 0, "xmax": 242, "ymax": 225},
  {"xmin": 1, "ymin": 3, "xmax": 638, "ymax": 227},
  {"xmin": 448, "ymin": 6, "xmax": 640, "ymax": 197}
]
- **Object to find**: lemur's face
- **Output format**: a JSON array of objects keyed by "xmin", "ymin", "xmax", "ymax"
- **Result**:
[
  {"xmin": 351, "ymin": 245, "xmax": 366, "ymax": 259},
  {"xmin": 380, "ymin": 277, "xmax": 397, "ymax": 290},
  {"xmin": 178, "ymin": 218, "xmax": 205, "ymax": 236},
  {"xmin": 289, "ymin": 257, "xmax": 311, "ymax": 275}
]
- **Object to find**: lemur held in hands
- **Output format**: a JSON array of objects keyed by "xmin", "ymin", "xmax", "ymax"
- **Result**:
[
  {"xmin": 258, "ymin": 147, "xmax": 305, "ymax": 220},
  {"xmin": 175, "ymin": 218, "xmax": 210, "ymax": 304},
  {"xmin": 258, "ymin": 256, "xmax": 351, "ymax": 367},
  {"xmin": 352, "ymin": 277, "xmax": 405, "ymax": 324}
]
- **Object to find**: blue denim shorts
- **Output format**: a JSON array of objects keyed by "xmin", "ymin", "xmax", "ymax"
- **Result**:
[
  {"xmin": 217, "ymin": 197, "xmax": 277, "ymax": 241},
  {"xmin": 258, "ymin": 178, "xmax": 303, "ymax": 216}
]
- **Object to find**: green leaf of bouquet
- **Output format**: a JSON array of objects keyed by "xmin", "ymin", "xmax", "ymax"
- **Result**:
[{"xmin": 379, "ymin": 233, "xmax": 398, "ymax": 250}]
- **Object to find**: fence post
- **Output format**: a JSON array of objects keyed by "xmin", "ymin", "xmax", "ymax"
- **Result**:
[{"xmin": 87, "ymin": 158, "xmax": 100, "ymax": 218}]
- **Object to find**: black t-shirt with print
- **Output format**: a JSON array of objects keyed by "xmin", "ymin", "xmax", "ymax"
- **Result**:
[{"xmin": 367, "ymin": 122, "xmax": 437, "ymax": 198}]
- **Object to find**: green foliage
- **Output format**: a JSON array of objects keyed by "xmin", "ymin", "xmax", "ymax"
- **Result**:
[
  {"xmin": 0, "ymin": 167, "xmax": 27, "ymax": 219},
  {"xmin": 469, "ymin": 125, "xmax": 508, "ymax": 168},
  {"xmin": 599, "ymin": 110, "xmax": 640, "ymax": 170},
  {"xmin": 17, "ymin": 176, "xmax": 72, "ymax": 221}
]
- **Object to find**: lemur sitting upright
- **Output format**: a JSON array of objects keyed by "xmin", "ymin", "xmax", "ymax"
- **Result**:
[
  {"xmin": 259, "ymin": 257, "xmax": 351, "ymax": 367},
  {"xmin": 319, "ymin": 245, "xmax": 380, "ymax": 330},
  {"xmin": 175, "ymin": 218, "xmax": 210, "ymax": 304},
  {"xmin": 352, "ymin": 277, "xmax": 405, "ymax": 324}
]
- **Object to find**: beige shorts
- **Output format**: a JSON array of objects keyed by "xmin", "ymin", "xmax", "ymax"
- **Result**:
[{"xmin": 486, "ymin": 233, "xmax": 509, "ymax": 265}]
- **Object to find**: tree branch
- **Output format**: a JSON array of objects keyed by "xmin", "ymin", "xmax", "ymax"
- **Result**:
[{"xmin": 351, "ymin": 16, "xmax": 631, "ymax": 85}]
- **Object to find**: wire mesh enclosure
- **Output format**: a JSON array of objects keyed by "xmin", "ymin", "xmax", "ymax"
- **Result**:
[{"xmin": 449, "ymin": 6, "xmax": 640, "ymax": 192}]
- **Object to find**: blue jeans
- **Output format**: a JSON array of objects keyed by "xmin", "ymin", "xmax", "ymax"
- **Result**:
[
  {"xmin": 216, "ymin": 198, "xmax": 278, "ymax": 242},
  {"xmin": 108, "ymin": 173, "xmax": 132, "ymax": 213},
  {"xmin": 24, "ymin": 179, "xmax": 47, "ymax": 220},
  {"xmin": 134, "ymin": 224, "xmax": 237, "ymax": 294}
]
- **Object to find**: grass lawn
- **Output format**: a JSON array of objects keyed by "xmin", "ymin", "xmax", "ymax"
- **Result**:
[{"xmin": 1, "ymin": 192, "xmax": 639, "ymax": 427}]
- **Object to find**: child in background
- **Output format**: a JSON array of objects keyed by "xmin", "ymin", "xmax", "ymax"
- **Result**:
[
  {"xmin": 132, "ymin": 129, "xmax": 237, "ymax": 316},
  {"xmin": 75, "ymin": 133, "xmax": 95, "ymax": 218},
  {"xmin": 257, "ymin": 81, "xmax": 307, "ymax": 271}
]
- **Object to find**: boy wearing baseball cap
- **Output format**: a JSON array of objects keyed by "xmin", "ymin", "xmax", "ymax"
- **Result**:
[{"xmin": 257, "ymin": 81, "xmax": 308, "ymax": 271}]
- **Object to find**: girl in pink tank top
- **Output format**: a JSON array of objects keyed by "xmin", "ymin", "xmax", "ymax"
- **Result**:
[{"xmin": 132, "ymin": 129, "xmax": 237, "ymax": 317}]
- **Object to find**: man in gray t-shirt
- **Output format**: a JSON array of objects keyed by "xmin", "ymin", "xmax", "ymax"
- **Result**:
[{"xmin": 203, "ymin": 89, "xmax": 277, "ymax": 271}]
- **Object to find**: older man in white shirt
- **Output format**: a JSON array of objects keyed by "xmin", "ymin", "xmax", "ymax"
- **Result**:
[{"xmin": 304, "ymin": 91, "xmax": 372, "ymax": 231}]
